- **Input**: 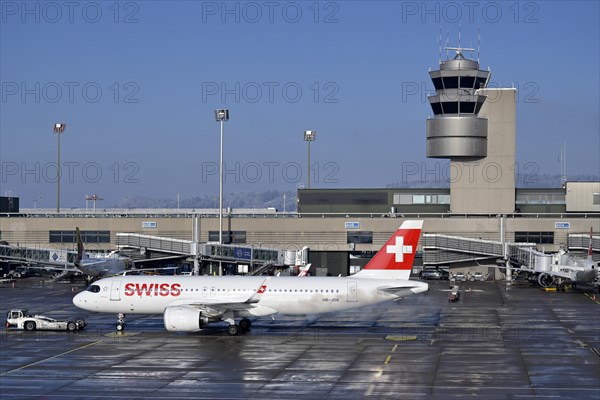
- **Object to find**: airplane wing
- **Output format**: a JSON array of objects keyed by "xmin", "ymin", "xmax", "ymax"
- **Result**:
[
  {"xmin": 168, "ymin": 278, "xmax": 271, "ymax": 317},
  {"xmin": 379, "ymin": 284, "xmax": 425, "ymax": 298}
]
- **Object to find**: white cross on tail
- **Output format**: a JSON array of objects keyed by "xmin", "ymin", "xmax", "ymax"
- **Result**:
[{"xmin": 386, "ymin": 236, "xmax": 413, "ymax": 262}]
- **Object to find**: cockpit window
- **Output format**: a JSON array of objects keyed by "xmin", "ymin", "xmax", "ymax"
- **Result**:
[{"xmin": 87, "ymin": 285, "xmax": 101, "ymax": 293}]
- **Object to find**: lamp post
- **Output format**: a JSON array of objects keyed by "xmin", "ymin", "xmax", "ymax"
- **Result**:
[
  {"xmin": 53, "ymin": 123, "xmax": 66, "ymax": 212},
  {"xmin": 214, "ymin": 109, "xmax": 229, "ymax": 246},
  {"xmin": 303, "ymin": 130, "xmax": 316, "ymax": 189}
]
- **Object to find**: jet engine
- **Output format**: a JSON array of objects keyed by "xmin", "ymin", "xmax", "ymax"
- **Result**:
[{"xmin": 163, "ymin": 306, "xmax": 218, "ymax": 332}]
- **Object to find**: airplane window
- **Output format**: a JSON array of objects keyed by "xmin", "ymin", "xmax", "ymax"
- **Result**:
[{"xmin": 87, "ymin": 285, "xmax": 101, "ymax": 293}]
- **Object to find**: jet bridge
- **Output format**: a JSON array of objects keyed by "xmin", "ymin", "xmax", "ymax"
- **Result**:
[
  {"xmin": 422, "ymin": 234, "xmax": 536, "ymax": 266},
  {"xmin": 115, "ymin": 233, "xmax": 287, "ymax": 271},
  {"xmin": 0, "ymin": 243, "xmax": 77, "ymax": 267}
]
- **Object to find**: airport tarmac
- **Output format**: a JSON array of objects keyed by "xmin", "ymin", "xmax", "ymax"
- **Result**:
[{"xmin": 1, "ymin": 278, "xmax": 599, "ymax": 399}]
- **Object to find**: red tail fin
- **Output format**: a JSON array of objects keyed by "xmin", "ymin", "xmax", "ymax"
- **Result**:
[{"xmin": 354, "ymin": 220, "xmax": 423, "ymax": 279}]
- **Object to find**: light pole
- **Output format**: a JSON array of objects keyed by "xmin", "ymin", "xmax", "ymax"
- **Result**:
[
  {"xmin": 53, "ymin": 123, "xmax": 66, "ymax": 212},
  {"xmin": 214, "ymin": 109, "xmax": 229, "ymax": 246},
  {"xmin": 304, "ymin": 130, "xmax": 316, "ymax": 189}
]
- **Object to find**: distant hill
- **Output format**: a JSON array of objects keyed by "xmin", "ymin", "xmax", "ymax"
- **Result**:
[
  {"xmin": 114, "ymin": 190, "xmax": 297, "ymax": 211},
  {"xmin": 113, "ymin": 174, "xmax": 598, "ymax": 210}
]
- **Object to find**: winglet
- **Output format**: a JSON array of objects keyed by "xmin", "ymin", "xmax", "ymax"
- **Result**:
[
  {"xmin": 298, "ymin": 263, "xmax": 312, "ymax": 277},
  {"xmin": 245, "ymin": 277, "xmax": 270, "ymax": 303}
]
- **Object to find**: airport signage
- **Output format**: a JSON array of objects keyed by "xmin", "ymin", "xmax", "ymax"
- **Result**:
[
  {"xmin": 233, "ymin": 247, "xmax": 252, "ymax": 260},
  {"xmin": 345, "ymin": 222, "xmax": 360, "ymax": 229},
  {"xmin": 554, "ymin": 222, "xmax": 571, "ymax": 229},
  {"xmin": 49, "ymin": 250, "xmax": 67, "ymax": 263},
  {"xmin": 142, "ymin": 221, "xmax": 157, "ymax": 229}
]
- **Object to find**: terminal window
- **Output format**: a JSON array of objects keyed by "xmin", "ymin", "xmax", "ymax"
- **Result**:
[
  {"xmin": 49, "ymin": 230, "xmax": 110, "ymax": 243},
  {"xmin": 347, "ymin": 231, "xmax": 373, "ymax": 244},
  {"xmin": 594, "ymin": 193, "xmax": 600, "ymax": 205},
  {"xmin": 208, "ymin": 231, "xmax": 246, "ymax": 244},
  {"xmin": 515, "ymin": 231, "xmax": 554, "ymax": 244},
  {"xmin": 393, "ymin": 194, "xmax": 450, "ymax": 205}
]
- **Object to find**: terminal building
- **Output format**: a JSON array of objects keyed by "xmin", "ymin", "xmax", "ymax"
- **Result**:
[{"xmin": 1, "ymin": 47, "xmax": 598, "ymax": 276}]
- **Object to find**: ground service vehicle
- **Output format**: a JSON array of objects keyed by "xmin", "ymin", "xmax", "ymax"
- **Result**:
[{"xmin": 5, "ymin": 309, "xmax": 86, "ymax": 331}]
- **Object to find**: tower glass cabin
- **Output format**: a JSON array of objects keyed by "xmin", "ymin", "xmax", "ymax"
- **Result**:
[{"xmin": 426, "ymin": 48, "xmax": 491, "ymax": 158}]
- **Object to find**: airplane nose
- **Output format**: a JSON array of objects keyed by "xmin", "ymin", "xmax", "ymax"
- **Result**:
[{"xmin": 73, "ymin": 292, "xmax": 91, "ymax": 311}]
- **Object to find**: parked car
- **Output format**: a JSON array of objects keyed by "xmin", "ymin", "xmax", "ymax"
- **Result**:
[
  {"xmin": 451, "ymin": 272, "xmax": 467, "ymax": 282},
  {"xmin": 419, "ymin": 268, "xmax": 449, "ymax": 280},
  {"xmin": 5, "ymin": 309, "xmax": 87, "ymax": 331},
  {"xmin": 472, "ymin": 272, "xmax": 486, "ymax": 281}
]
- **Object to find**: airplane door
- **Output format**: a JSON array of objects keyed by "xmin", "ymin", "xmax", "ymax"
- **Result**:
[
  {"xmin": 110, "ymin": 280, "xmax": 121, "ymax": 301},
  {"xmin": 347, "ymin": 281, "xmax": 357, "ymax": 302}
]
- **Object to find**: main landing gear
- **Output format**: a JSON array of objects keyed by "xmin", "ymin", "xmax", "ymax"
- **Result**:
[
  {"xmin": 226, "ymin": 318, "xmax": 252, "ymax": 336},
  {"xmin": 223, "ymin": 311, "xmax": 252, "ymax": 336}
]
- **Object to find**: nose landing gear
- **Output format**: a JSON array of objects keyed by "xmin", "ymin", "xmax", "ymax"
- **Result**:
[{"xmin": 116, "ymin": 313, "xmax": 126, "ymax": 331}]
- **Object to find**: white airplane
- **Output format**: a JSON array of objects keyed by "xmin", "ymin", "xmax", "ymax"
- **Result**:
[
  {"xmin": 534, "ymin": 227, "xmax": 598, "ymax": 290},
  {"xmin": 73, "ymin": 220, "xmax": 428, "ymax": 335},
  {"xmin": 74, "ymin": 227, "xmax": 132, "ymax": 278},
  {"xmin": 74, "ymin": 227, "xmax": 182, "ymax": 280}
]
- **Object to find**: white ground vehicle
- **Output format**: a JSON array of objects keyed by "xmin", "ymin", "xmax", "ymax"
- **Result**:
[
  {"xmin": 451, "ymin": 272, "xmax": 468, "ymax": 282},
  {"xmin": 5, "ymin": 309, "xmax": 87, "ymax": 331},
  {"xmin": 472, "ymin": 272, "xmax": 486, "ymax": 281}
]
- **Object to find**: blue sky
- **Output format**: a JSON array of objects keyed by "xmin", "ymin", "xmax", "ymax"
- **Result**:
[{"xmin": 1, "ymin": 1, "xmax": 599, "ymax": 208}]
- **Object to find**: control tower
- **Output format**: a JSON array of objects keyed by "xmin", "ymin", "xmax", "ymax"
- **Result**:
[{"xmin": 426, "ymin": 47, "xmax": 516, "ymax": 213}]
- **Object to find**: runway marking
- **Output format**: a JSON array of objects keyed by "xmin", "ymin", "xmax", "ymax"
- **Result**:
[
  {"xmin": 584, "ymin": 293, "xmax": 600, "ymax": 305},
  {"xmin": 365, "ymin": 384, "xmax": 375, "ymax": 396},
  {"xmin": 384, "ymin": 355, "xmax": 391, "ymax": 364},
  {"xmin": 385, "ymin": 334, "xmax": 417, "ymax": 341},
  {"xmin": 104, "ymin": 331, "xmax": 141, "ymax": 338},
  {"xmin": 0, "ymin": 340, "xmax": 101, "ymax": 375},
  {"xmin": 391, "ymin": 344, "xmax": 397, "ymax": 352}
]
